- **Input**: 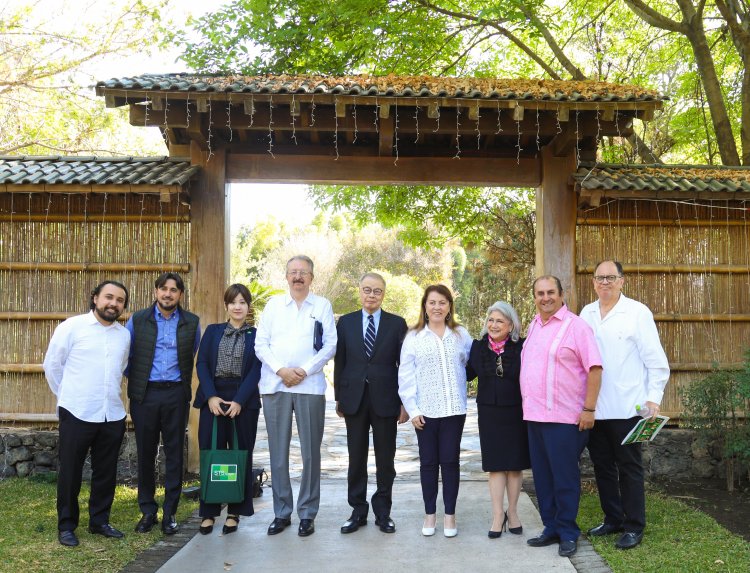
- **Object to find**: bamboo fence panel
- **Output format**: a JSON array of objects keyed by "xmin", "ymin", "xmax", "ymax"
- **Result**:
[
  {"xmin": 577, "ymin": 197, "xmax": 750, "ymax": 421},
  {"xmin": 0, "ymin": 192, "xmax": 191, "ymax": 425}
]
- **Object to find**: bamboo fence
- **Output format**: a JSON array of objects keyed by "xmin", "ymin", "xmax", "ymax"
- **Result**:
[
  {"xmin": 577, "ymin": 198, "xmax": 750, "ymax": 418},
  {"xmin": 0, "ymin": 193, "xmax": 191, "ymax": 426}
]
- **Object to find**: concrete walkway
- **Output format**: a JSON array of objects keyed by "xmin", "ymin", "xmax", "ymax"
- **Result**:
[{"xmin": 146, "ymin": 390, "xmax": 609, "ymax": 573}]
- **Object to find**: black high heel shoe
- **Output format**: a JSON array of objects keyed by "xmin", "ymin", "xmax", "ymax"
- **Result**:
[
  {"xmin": 199, "ymin": 518, "xmax": 215, "ymax": 535},
  {"xmin": 489, "ymin": 513, "xmax": 508, "ymax": 539},
  {"xmin": 223, "ymin": 515, "xmax": 240, "ymax": 534},
  {"xmin": 506, "ymin": 511, "xmax": 523, "ymax": 535}
]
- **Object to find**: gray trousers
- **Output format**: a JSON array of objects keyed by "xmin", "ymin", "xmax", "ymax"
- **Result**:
[{"xmin": 262, "ymin": 392, "xmax": 326, "ymax": 520}]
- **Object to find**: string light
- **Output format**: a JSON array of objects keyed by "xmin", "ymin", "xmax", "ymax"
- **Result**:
[
  {"xmin": 352, "ymin": 98, "xmax": 358, "ymax": 144},
  {"xmin": 414, "ymin": 104, "xmax": 420, "ymax": 144},
  {"xmin": 535, "ymin": 106, "xmax": 541, "ymax": 151},
  {"xmin": 248, "ymin": 95, "xmax": 255, "ymax": 128},
  {"xmin": 393, "ymin": 100, "xmax": 399, "ymax": 165},
  {"xmin": 374, "ymin": 96, "xmax": 379, "ymax": 133},
  {"xmin": 226, "ymin": 94, "xmax": 233, "ymax": 142},
  {"xmin": 574, "ymin": 105, "xmax": 581, "ymax": 166},
  {"xmin": 291, "ymin": 94, "xmax": 298, "ymax": 145},
  {"xmin": 516, "ymin": 108, "xmax": 522, "ymax": 164},
  {"xmin": 453, "ymin": 101, "xmax": 462, "ymax": 159},
  {"xmin": 495, "ymin": 100, "xmax": 503, "ymax": 134},
  {"xmin": 334, "ymin": 96, "xmax": 340, "ymax": 161},
  {"xmin": 310, "ymin": 94, "xmax": 316, "ymax": 126},
  {"xmin": 207, "ymin": 95, "xmax": 214, "ymax": 162},
  {"xmin": 185, "ymin": 93, "xmax": 191, "ymax": 130},
  {"xmin": 475, "ymin": 102, "xmax": 481, "ymax": 150},
  {"xmin": 144, "ymin": 95, "xmax": 150, "ymax": 130},
  {"xmin": 267, "ymin": 96, "xmax": 275, "ymax": 158},
  {"xmin": 162, "ymin": 94, "xmax": 170, "ymax": 148},
  {"xmin": 555, "ymin": 103, "xmax": 562, "ymax": 134}
]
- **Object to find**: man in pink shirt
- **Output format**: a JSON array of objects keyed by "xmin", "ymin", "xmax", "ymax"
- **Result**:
[{"xmin": 520, "ymin": 276, "xmax": 602, "ymax": 558}]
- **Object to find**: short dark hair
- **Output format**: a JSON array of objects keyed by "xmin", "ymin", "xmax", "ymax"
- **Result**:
[
  {"xmin": 224, "ymin": 283, "xmax": 253, "ymax": 306},
  {"xmin": 90, "ymin": 280, "xmax": 129, "ymax": 310},
  {"xmin": 155, "ymin": 272, "xmax": 185, "ymax": 292},
  {"xmin": 532, "ymin": 275, "xmax": 563, "ymax": 294},
  {"xmin": 595, "ymin": 259, "xmax": 624, "ymax": 276}
]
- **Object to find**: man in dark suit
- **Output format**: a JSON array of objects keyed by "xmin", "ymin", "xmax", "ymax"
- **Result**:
[{"xmin": 334, "ymin": 272, "xmax": 408, "ymax": 534}]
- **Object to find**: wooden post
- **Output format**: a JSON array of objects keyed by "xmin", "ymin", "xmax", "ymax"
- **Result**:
[
  {"xmin": 536, "ymin": 146, "xmax": 578, "ymax": 310},
  {"xmin": 187, "ymin": 143, "xmax": 230, "ymax": 472}
]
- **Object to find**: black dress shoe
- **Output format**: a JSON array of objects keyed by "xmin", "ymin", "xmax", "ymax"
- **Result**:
[
  {"xmin": 161, "ymin": 515, "xmax": 179, "ymax": 535},
  {"xmin": 199, "ymin": 518, "xmax": 214, "ymax": 535},
  {"xmin": 298, "ymin": 518, "xmax": 315, "ymax": 537},
  {"xmin": 340, "ymin": 515, "xmax": 367, "ymax": 534},
  {"xmin": 222, "ymin": 515, "xmax": 240, "ymax": 535},
  {"xmin": 558, "ymin": 540, "xmax": 578, "ymax": 557},
  {"xmin": 135, "ymin": 513, "xmax": 158, "ymax": 533},
  {"xmin": 58, "ymin": 530, "xmax": 79, "ymax": 547},
  {"xmin": 88, "ymin": 523, "xmax": 124, "ymax": 538},
  {"xmin": 588, "ymin": 522, "xmax": 624, "ymax": 536},
  {"xmin": 267, "ymin": 517, "xmax": 292, "ymax": 535},
  {"xmin": 375, "ymin": 516, "xmax": 396, "ymax": 534},
  {"xmin": 615, "ymin": 531, "xmax": 644, "ymax": 549},
  {"xmin": 527, "ymin": 532, "xmax": 560, "ymax": 547}
]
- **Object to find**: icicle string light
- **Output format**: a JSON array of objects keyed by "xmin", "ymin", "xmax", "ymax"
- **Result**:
[
  {"xmin": 226, "ymin": 94, "xmax": 233, "ymax": 142},
  {"xmin": 374, "ymin": 97, "xmax": 380, "ymax": 133},
  {"xmin": 475, "ymin": 102, "xmax": 481, "ymax": 150},
  {"xmin": 535, "ymin": 106, "xmax": 541, "ymax": 150},
  {"xmin": 310, "ymin": 94, "xmax": 316, "ymax": 126},
  {"xmin": 453, "ymin": 102, "xmax": 462, "ymax": 159},
  {"xmin": 495, "ymin": 100, "xmax": 503, "ymax": 134},
  {"xmin": 516, "ymin": 108, "xmax": 522, "ymax": 164},
  {"xmin": 291, "ymin": 94, "xmax": 298, "ymax": 145},
  {"xmin": 352, "ymin": 99, "xmax": 358, "ymax": 144},
  {"xmin": 393, "ymin": 100, "xmax": 399, "ymax": 165},
  {"xmin": 334, "ymin": 96, "xmax": 340, "ymax": 160},
  {"xmin": 414, "ymin": 104, "xmax": 420, "ymax": 144},
  {"xmin": 207, "ymin": 96, "xmax": 214, "ymax": 161},
  {"xmin": 267, "ymin": 97, "xmax": 275, "ymax": 158}
]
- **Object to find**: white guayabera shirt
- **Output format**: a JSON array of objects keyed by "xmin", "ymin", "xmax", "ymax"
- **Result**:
[{"xmin": 398, "ymin": 325, "xmax": 473, "ymax": 419}]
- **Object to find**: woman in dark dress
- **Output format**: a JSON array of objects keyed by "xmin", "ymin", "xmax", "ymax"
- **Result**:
[
  {"xmin": 466, "ymin": 301, "xmax": 530, "ymax": 539},
  {"xmin": 194, "ymin": 283, "xmax": 262, "ymax": 535}
]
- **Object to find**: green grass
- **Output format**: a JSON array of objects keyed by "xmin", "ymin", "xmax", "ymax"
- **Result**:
[
  {"xmin": 0, "ymin": 475, "xmax": 199, "ymax": 573},
  {"xmin": 579, "ymin": 489, "xmax": 750, "ymax": 573}
]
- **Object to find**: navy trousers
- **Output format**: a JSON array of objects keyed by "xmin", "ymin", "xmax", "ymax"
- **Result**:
[
  {"xmin": 527, "ymin": 421, "xmax": 588, "ymax": 542},
  {"xmin": 588, "ymin": 417, "xmax": 646, "ymax": 534},
  {"xmin": 415, "ymin": 414, "xmax": 466, "ymax": 514}
]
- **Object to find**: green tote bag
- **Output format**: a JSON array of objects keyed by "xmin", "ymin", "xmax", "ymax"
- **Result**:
[{"xmin": 199, "ymin": 416, "xmax": 248, "ymax": 504}]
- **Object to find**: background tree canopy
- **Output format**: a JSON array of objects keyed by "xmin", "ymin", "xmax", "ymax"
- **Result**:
[{"xmin": 177, "ymin": 0, "xmax": 750, "ymax": 167}]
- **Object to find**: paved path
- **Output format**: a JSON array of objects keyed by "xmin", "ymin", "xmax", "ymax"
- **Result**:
[{"xmin": 130, "ymin": 387, "xmax": 610, "ymax": 573}]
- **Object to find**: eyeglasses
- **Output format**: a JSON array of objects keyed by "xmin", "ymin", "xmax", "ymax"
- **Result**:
[
  {"xmin": 593, "ymin": 274, "xmax": 622, "ymax": 284},
  {"xmin": 496, "ymin": 356, "xmax": 504, "ymax": 378},
  {"xmin": 362, "ymin": 287, "xmax": 384, "ymax": 296},
  {"xmin": 287, "ymin": 270, "xmax": 312, "ymax": 277}
]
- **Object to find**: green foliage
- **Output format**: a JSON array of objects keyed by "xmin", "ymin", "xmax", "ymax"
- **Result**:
[
  {"xmin": 0, "ymin": 0, "xmax": 167, "ymax": 155},
  {"xmin": 682, "ymin": 351, "xmax": 750, "ymax": 491}
]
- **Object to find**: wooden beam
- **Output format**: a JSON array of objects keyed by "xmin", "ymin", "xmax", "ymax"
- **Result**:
[
  {"xmin": 226, "ymin": 154, "xmax": 542, "ymax": 186},
  {"xmin": 0, "ymin": 214, "xmax": 189, "ymax": 222},
  {"xmin": 379, "ymin": 104, "xmax": 391, "ymax": 119},
  {"xmin": 187, "ymin": 114, "xmax": 209, "ymax": 150},
  {"xmin": 0, "ymin": 364, "xmax": 44, "ymax": 373},
  {"xmin": 0, "ymin": 413, "xmax": 63, "ymax": 423},
  {"xmin": 513, "ymin": 105, "xmax": 525, "ymax": 122},
  {"xmin": 577, "ymin": 217, "xmax": 750, "ymax": 227},
  {"xmin": 653, "ymin": 314, "xmax": 750, "ymax": 322},
  {"xmin": 670, "ymin": 362, "xmax": 744, "ymax": 372},
  {"xmin": 550, "ymin": 123, "xmax": 578, "ymax": 157},
  {"xmin": 188, "ymin": 142, "xmax": 230, "ymax": 472},
  {"xmin": 0, "ymin": 312, "xmax": 122, "ymax": 321},
  {"xmin": 427, "ymin": 102, "xmax": 440, "ymax": 119},
  {"xmin": 578, "ymin": 188, "xmax": 750, "ymax": 201},
  {"xmin": 168, "ymin": 143, "xmax": 191, "ymax": 158},
  {"xmin": 379, "ymin": 114, "xmax": 394, "ymax": 157},
  {"xmin": 537, "ymin": 147, "xmax": 578, "ymax": 309},
  {"xmin": 577, "ymin": 263, "xmax": 750, "ymax": 274},
  {"xmin": 335, "ymin": 100, "xmax": 347, "ymax": 118},
  {"xmin": 1, "ymin": 184, "xmax": 183, "ymax": 194},
  {"xmin": 0, "ymin": 262, "xmax": 189, "ymax": 272}
]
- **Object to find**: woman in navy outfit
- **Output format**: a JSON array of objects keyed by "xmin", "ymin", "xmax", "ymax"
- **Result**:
[
  {"xmin": 466, "ymin": 301, "xmax": 530, "ymax": 539},
  {"xmin": 194, "ymin": 283, "xmax": 262, "ymax": 535}
]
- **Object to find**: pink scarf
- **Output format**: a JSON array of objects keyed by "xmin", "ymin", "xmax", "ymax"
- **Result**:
[{"xmin": 488, "ymin": 337, "xmax": 507, "ymax": 355}]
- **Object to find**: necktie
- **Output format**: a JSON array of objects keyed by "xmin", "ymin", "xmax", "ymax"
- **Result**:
[{"xmin": 364, "ymin": 314, "xmax": 376, "ymax": 359}]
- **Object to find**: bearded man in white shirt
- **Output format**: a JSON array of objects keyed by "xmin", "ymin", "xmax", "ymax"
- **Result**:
[
  {"xmin": 579, "ymin": 260, "xmax": 670, "ymax": 550},
  {"xmin": 43, "ymin": 280, "xmax": 131, "ymax": 547},
  {"xmin": 255, "ymin": 255, "xmax": 337, "ymax": 537}
]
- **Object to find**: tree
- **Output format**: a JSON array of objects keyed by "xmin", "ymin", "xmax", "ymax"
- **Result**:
[
  {"xmin": 178, "ymin": 0, "xmax": 750, "ymax": 165},
  {"xmin": 0, "ymin": 0, "xmax": 167, "ymax": 155}
]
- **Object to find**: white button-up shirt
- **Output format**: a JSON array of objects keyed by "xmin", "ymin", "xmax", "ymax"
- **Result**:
[
  {"xmin": 580, "ymin": 294, "xmax": 670, "ymax": 419},
  {"xmin": 43, "ymin": 311, "xmax": 130, "ymax": 422},
  {"xmin": 398, "ymin": 325, "xmax": 473, "ymax": 419},
  {"xmin": 255, "ymin": 292, "xmax": 337, "ymax": 395}
]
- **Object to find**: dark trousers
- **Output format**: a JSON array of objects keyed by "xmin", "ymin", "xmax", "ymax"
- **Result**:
[
  {"xmin": 528, "ymin": 421, "xmax": 589, "ymax": 542},
  {"xmin": 57, "ymin": 407, "xmax": 125, "ymax": 531},
  {"xmin": 345, "ymin": 384, "xmax": 398, "ymax": 519},
  {"xmin": 588, "ymin": 417, "xmax": 646, "ymax": 534},
  {"xmin": 415, "ymin": 414, "xmax": 466, "ymax": 514},
  {"xmin": 198, "ymin": 380, "xmax": 260, "ymax": 518},
  {"xmin": 130, "ymin": 384, "xmax": 188, "ymax": 517}
]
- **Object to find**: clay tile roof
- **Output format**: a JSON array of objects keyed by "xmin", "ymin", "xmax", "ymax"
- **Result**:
[
  {"xmin": 96, "ymin": 73, "xmax": 665, "ymax": 102},
  {"xmin": 0, "ymin": 156, "xmax": 200, "ymax": 186},
  {"xmin": 574, "ymin": 163, "xmax": 750, "ymax": 193}
]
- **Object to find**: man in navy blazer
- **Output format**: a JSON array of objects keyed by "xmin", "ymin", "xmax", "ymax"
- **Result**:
[{"xmin": 334, "ymin": 272, "xmax": 408, "ymax": 534}]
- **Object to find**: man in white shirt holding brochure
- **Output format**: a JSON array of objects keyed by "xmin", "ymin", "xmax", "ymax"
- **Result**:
[{"xmin": 580, "ymin": 260, "xmax": 670, "ymax": 550}]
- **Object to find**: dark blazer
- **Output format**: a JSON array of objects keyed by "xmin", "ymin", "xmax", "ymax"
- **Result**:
[
  {"xmin": 466, "ymin": 335, "xmax": 524, "ymax": 406},
  {"xmin": 193, "ymin": 322, "xmax": 262, "ymax": 410},
  {"xmin": 334, "ymin": 309, "xmax": 408, "ymax": 417}
]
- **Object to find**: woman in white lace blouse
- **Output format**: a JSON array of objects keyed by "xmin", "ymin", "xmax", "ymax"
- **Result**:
[{"xmin": 398, "ymin": 284, "xmax": 473, "ymax": 538}]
